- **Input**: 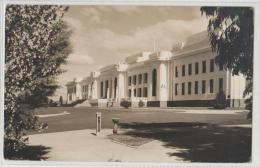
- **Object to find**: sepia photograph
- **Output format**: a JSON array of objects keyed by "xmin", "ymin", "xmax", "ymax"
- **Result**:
[{"xmin": 1, "ymin": 0, "xmax": 259, "ymax": 166}]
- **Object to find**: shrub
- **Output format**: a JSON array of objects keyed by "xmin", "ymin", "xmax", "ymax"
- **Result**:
[
  {"xmin": 214, "ymin": 90, "xmax": 227, "ymax": 109},
  {"xmin": 138, "ymin": 100, "xmax": 145, "ymax": 108},
  {"xmin": 120, "ymin": 100, "xmax": 131, "ymax": 109}
]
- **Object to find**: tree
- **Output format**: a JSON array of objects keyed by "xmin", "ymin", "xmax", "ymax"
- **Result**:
[
  {"xmin": 5, "ymin": 5, "xmax": 71, "ymax": 156},
  {"xmin": 59, "ymin": 96, "xmax": 63, "ymax": 105},
  {"xmin": 201, "ymin": 7, "xmax": 253, "ymax": 115}
]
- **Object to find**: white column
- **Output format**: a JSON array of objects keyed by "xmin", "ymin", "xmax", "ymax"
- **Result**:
[
  {"xmin": 159, "ymin": 62, "xmax": 168, "ymax": 101},
  {"xmin": 88, "ymin": 84, "xmax": 91, "ymax": 99},
  {"xmin": 76, "ymin": 83, "xmax": 82, "ymax": 100},
  {"xmin": 118, "ymin": 72, "xmax": 125, "ymax": 99},
  {"xmin": 92, "ymin": 80, "xmax": 98, "ymax": 99}
]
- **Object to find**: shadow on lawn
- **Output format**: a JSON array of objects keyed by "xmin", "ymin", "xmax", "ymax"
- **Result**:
[
  {"xmin": 119, "ymin": 122, "xmax": 251, "ymax": 162},
  {"xmin": 4, "ymin": 145, "xmax": 51, "ymax": 160}
]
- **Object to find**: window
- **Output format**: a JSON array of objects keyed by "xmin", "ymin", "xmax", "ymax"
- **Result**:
[
  {"xmin": 133, "ymin": 75, "xmax": 137, "ymax": 85},
  {"xmin": 144, "ymin": 73, "xmax": 148, "ymax": 84},
  {"xmin": 219, "ymin": 64, "xmax": 224, "ymax": 71},
  {"xmin": 105, "ymin": 80, "xmax": 108, "ymax": 98},
  {"xmin": 175, "ymin": 83, "xmax": 178, "ymax": 95},
  {"xmin": 188, "ymin": 82, "xmax": 192, "ymax": 95},
  {"xmin": 128, "ymin": 89, "xmax": 131, "ymax": 97},
  {"xmin": 219, "ymin": 78, "xmax": 223, "ymax": 91},
  {"xmin": 134, "ymin": 89, "xmax": 137, "ymax": 97},
  {"xmin": 175, "ymin": 66, "xmax": 178, "ymax": 77},
  {"xmin": 138, "ymin": 88, "xmax": 142, "ymax": 97},
  {"xmin": 114, "ymin": 78, "xmax": 117, "ymax": 98},
  {"xmin": 182, "ymin": 82, "xmax": 185, "ymax": 95},
  {"xmin": 128, "ymin": 76, "xmax": 131, "ymax": 86},
  {"xmin": 188, "ymin": 64, "xmax": 192, "ymax": 75},
  {"xmin": 195, "ymin": 62, "xmax": 199, "ymax": 74},
  {"xmin": 138, "ymin": 74, "xmax": 142, "ymax": 84},
  {"xmin": 100, "ymin": 81, "xmax": 103, "ymax": 97},
  {"xmin": 143, "ymin": 87, "xmax": 148, "ymax": 97},
  {"xmin": 210, "ymin": 59, "xmax": 214, "ymax": 72},
  {"xmin": 202, "ymin": 80, "xmax": 206, "ymax": 94},
  {"xmin": 194, "ymin": 81, "xmax": 198, "ymax": 94},
  {"xmin": 182, "ymin": 65, "xmax": 185, "ymax": 76},
  {"xmin": 210, "ymin": 79, "xmax": 214, "ymax": 93},
  {"xmin": 152, "ymin": 69, "xmax": 157, "ymax": 96},
  {"xmin": 202, "ymin": 60, "xmax": 206, "ymax": 73}
]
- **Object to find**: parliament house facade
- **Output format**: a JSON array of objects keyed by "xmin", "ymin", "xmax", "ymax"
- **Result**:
[{"xmin": 66, "ymin": 31, "xmax": 246, "ymax": 108}]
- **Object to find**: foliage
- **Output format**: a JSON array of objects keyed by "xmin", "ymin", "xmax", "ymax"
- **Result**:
[
  {"xmin": 120, "ymin": 100, "xmax": 131, "ymax": 109},
  {"xmin": 138, "ymin": 100, "xmax": 145, "ymax": 108},
  {"xmin": 5, "ymin": 5, "xmax": 71, "ymax": 155},
  {"xmin": 201, "ymin": 7, "xmax": 253, "ymax": 114},
  {"xmin": 214, "ymin": 91, "xmax": 227, "ymax": 109}
]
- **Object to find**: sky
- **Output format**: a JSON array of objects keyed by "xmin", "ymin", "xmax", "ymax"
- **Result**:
[{"xmin": 52, "ymin": 5, "xmax": 209, "ymax": 101}]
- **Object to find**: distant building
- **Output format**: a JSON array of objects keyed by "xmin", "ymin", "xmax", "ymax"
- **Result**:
[{"xmin": 66, "ymin": 31, "xmax": 246, "ymax": 108}]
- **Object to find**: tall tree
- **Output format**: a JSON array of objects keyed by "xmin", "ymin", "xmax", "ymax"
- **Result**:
[
  {"xmin": 200, "ymin": 7, "xmax": 253, "ymax": 115},
  {"xmin": 5, "ymin": 5, "xmax": 71, "ymax": 155}
]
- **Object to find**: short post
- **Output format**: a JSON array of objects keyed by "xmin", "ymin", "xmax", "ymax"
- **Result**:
[
  {"xmin": 112, "ymin": 118, "xmax": 120, "ymax": 134},
  {"xmin": 96, "ymin": 112, "xmax": 101, "ymax": 135}
]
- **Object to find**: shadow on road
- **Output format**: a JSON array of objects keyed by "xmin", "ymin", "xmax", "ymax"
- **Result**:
[
  {"xmin": 4, "ymin": 145, "xmax": 51, "ymax": 160},
  {"xmin": 119, "ymin": 122, "xmax": 251, "ymax": 162}
]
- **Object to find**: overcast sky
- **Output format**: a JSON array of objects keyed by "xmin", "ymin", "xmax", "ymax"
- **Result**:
[{"xmin": 53, "ymin": 5, "xmax": 209, "ymax": 100}]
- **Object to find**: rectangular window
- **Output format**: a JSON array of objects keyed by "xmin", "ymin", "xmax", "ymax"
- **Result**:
[
  {"xmin": 219, "ymin": 64, "xmax": 224, "ymax": 71},
  {"xmin": 134, "ymin": 88, "xmax": 137, "ymax": 97},
  {"xmin": 182, "ymin": 65, "xmax": 185, "ymax": 76},
  {"xmin": 143, "ymin": 87, "xmax": 148, "ymax": 97},
  {"xmin": 100, "ymin": 82, "xmax": 103, "ymax": 97},
  {"xmin": 138, "ymin": 88, "xmax": 142, "ymax": 97},
  {"xmin": 128, "ymin": 76, "xmax": 131, "ymax": 86},
  {"xmin": 219, "ymin": 78, "xmax": 223, "ymax": 91},
  {"xmin": 138, "ymin": 74, "xmax": 142, "ymax": 84},
  {"xmin": 144, "ymin": 73, "xmax": 148, "ymax": 84},
  {"xmin": 175, "ymin": 83, "xmax": 178, "ymax": 95},
  {"xmin": 133, "ymin": 75, "xmax": 137, "ymax": 85},
  {"xmin": 195, "ymin": 62, "xmax": 199, "ymax": 74},
  {"xmin": 210, "ymin": 59, "xmax": 214, "ymax": 72},
  {"xmin": 128, "ymin": 89, "xmax": 131, "ymax": 97},
  {"xmin": 195, "ymin": 81, "xmax": 198, "ymax": 94},
  {"xmin": 175, "ymin": 66, "xmax": 178, "ymax": 77},
  {"xmin": 202, "ymin": 60, "xmax": 206, "ymax": 73},
  {"xmin": 210, "ymin": 79, "xmax": 214, "ymax": 93},
  {"xmin": 188, "ymin": 82, "xmax": 192, "ymax": 95},
  {"xmin": 188, "ymin": 64, "xmax": 192, "ymax": 75},
  {"xmin": 182, "ymin": 82, "xmax": 185, "ymax": 95},
  {"xmin": 202, "ymin": 80, "xmax": 206, "ymax": 94}
]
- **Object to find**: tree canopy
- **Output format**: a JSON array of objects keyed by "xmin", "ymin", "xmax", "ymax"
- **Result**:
[
  {"xmin": 5, "ymin": 5, "xmax": 71, "ymax": 155},
  {"xmin": 200, "ymin": 7, "xmax": 254, "ymax": 80},
  {"xmin": 201, "ymin": 7, "xmax": 254, "ymax": 113}
]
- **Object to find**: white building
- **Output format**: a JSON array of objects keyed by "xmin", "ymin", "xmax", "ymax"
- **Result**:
[{"xmin": 66, "ymin": 31, "xmax": 246, "ymax": 108}]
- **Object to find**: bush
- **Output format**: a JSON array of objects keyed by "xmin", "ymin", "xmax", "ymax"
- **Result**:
[
  {"xmin": 214, "ymin": 91, "xmax": 227, "ymax": 109},
  {"xmin": 138, "ymin": 100, "xmax": 145, "ymax": 108},
  {"xmin": 120, "ymin": 100, "xmax": 131, "ymax": 109}
]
